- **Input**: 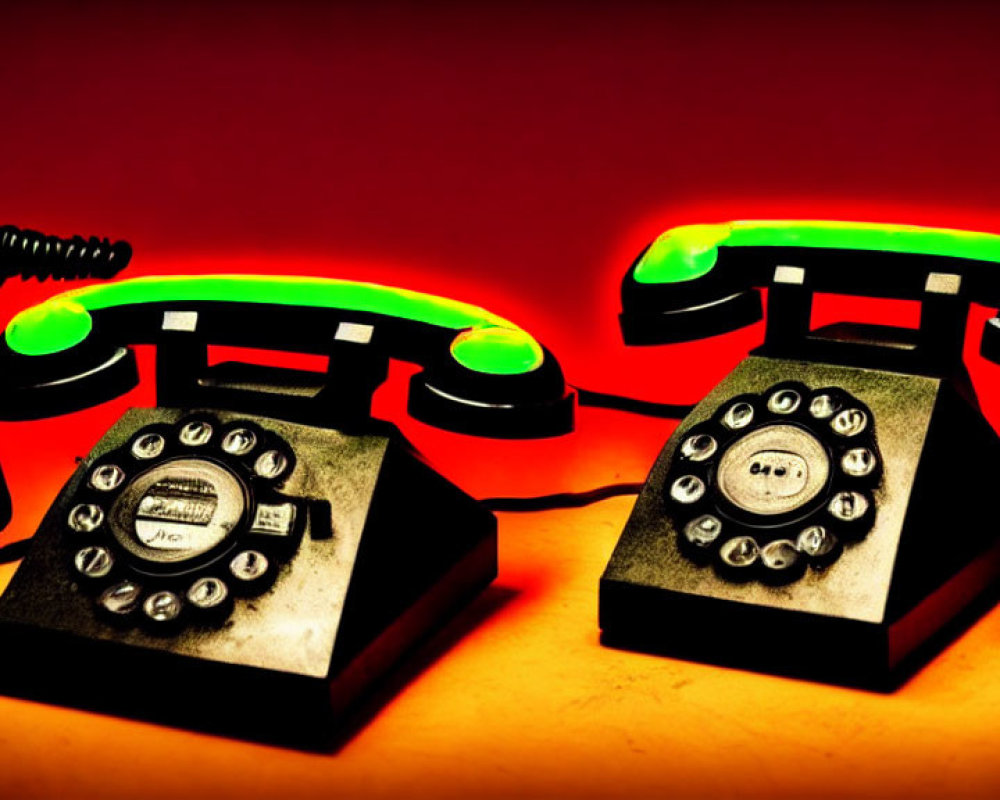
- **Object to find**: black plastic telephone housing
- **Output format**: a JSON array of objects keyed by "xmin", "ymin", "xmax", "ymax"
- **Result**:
[
  {"xmin": 601, "ymin": 221, "xmax": 1000, "ymax": 687},
  {"xmin": 0, "ymin": 274, "xmax": 574, "ymax": 746}
]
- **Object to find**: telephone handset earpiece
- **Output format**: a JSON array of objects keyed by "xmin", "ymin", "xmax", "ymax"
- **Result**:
[{"xmin": 0, "ymin": 275, "xmax": 574, "ymax": 437}]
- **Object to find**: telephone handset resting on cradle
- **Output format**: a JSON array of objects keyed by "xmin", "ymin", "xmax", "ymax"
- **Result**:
[
  {"xmin": 601, "ymin": 220, "xmax": 1000, "ymax": 686},
  {"xmin": 0, "ymin": 275, "xmax": 574, "ymax": 746}
]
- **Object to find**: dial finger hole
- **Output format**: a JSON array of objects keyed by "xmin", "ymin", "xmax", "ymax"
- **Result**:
[
  {"xmin": 828, "ymin": 491, "xmax": 869, "ymax": 522},
  {"xmin": 254, "ymin": 450, "xmax": 289, "ymax": 480},
  {"xmin": 683, "ymin": 514, "xmax": 722, "ymax": 548},
  {"xmin": 680, "ymin": 434, "xmax": 717, "ymax": 462},
  {"xmin": 68, "ymin": 503, "xmax": 104, "ymax": 533},
  {"xmin": 222, "ymin": 428, "xmax": 257, "ymax": 456},
  {"xmin": 767, "ymin": 389, "xmax": 801, "ymax": 415},
  {"xmin": 90, "ymin": 464, "xmax": 125, "ymax": 492},
  {"xmin": 99, "ymin": 580, "xmax": 143, "ymax": 616},
  {"xmin": 143, "ymin": 590, "xmax": 183, "ymax": 623},
  {"xmin": 722, "ymin": 401, "xmax": 754, "ymax": 430},
  {"xmin": 841, "ymin": 447, "xmax": 877, "ymax": 478},
  {"xmin": 718, "ymin": 536, "xmax": 760, "ymax": 568},
  {"xmin": 74, "ymin": 545, "xmax": 114, "ymax": 578},
  {"xmin": 796, "ymin": 525, "xmax": 838, "ymax": 557},
  {"xmin": 809, "ymin": 393, "xmax": 841, "ymax": 420},
  {"xmin": 179, "ymin": 420, "xmax": 214, "ymax": 446},
  {"xmin": 831, "ymin": 408, "xmax": 868, "ymax": 437},
  {"xmin": 187, "ymin": 576, "xmax": 230, "ymax": 610},
  {"xmin": 131, "ymin": 433, "xmax": 166, "ymax": 460},
  {"xmin": 760, "ymin": 539, "xmax": 800, "ymax": 571},
  {"xmin": 669, "ymin": 475, "xmax": 706, "ymax": 505},
  {"xmin": 229, "ymin": 550, "xmax": 269, "ymax": 582}
]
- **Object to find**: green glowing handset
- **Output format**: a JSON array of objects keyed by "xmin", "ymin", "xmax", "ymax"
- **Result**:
[
  {"xmin": 620, "ymin": 219, "xmax": 1000, "ymax": 357},
  {"xmin": 0, "ymin": 274, "xmax": 574, "ymax": 436}
]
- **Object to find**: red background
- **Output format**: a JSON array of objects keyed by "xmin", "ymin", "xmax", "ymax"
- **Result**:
[{"xmin": 2, "ymin": 2, "xmax": 1000, "ymax": 798}]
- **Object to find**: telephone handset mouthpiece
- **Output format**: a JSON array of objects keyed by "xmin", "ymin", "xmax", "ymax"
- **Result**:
[
  {"xmin": 620, "ymin": 220, "xmax": 1000, "ymax": 372},
  {"xmin": 0, "ymin": 275, "xmax": 574, "ymax": 437}
]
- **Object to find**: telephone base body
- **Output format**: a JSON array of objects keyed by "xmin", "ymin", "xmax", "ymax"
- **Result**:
[
  {"xmin": 600, "ymin": 356, "xmax": 1000, "ymax": 687},
  {"xmin": 0, "ymin": 407, "xmax": 496, "ymax": 747}
]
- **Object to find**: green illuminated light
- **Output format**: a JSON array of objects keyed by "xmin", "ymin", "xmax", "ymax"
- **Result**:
[
  {"xmin": 450, "ymin": 327, "xmax": 542, "ymax": 375},
  {"xmin": 4, "ymin": 275, "xmax": 544, "ymax": 375},
  {"xmin": 8, "ymin": 299, "xmax": 94, "ymax": 356},
  {"xmin": 633, "ymin": 220, "xmax": 1000, "ymax": 284}
]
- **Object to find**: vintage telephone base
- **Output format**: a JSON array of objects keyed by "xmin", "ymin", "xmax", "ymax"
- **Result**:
[
  {"xmin": 600, "ymin": 356, "xmax": 1000, "ymax": 687},
  {"xmin": 0, "ymin": 407, "xmax": 496, "ymax": 747}
]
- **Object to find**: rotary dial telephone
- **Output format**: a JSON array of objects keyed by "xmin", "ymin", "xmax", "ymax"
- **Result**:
[
  {"xmin": 601, "ymin": 220, "xmax": 1000, "ymax": 686},
  {"xmin": 0, "ymin": 274, "xmax": 574, "ymax": 746}
]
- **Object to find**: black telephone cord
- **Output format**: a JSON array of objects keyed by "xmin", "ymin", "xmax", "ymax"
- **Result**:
[
  {"xmin": 481, "ymin": 482, "xmax": 643, "ymax": 512},
  {"xmin": 0, "ymin": 225, "xmax": 132, "ymax": 283},
  {"xmin": 475, "ymin": 385, "xmax": 689, "ymax": 512},
  {"xmin": 573, "ymin": 385, "xmax": 694, "ymax": 418},
  {"xmin": 0, "ymin": 539, "xmax": 30, "ymax": 564}
]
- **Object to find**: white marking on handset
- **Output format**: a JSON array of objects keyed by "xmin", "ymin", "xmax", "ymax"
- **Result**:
[
  {"xmin": 773, "ymin": 265, "xmax": 805, "ymax": 285},
  {"xmin": 162, "ymin": 310, "xmax": 199, "ymax": 331},
  {"xmin": 335, "ymin": 322, "xmax": 374, "ymax": 344},
  {"xmin": 924, "ymin": 272, "xmax": 962, "ymax": 295}
]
